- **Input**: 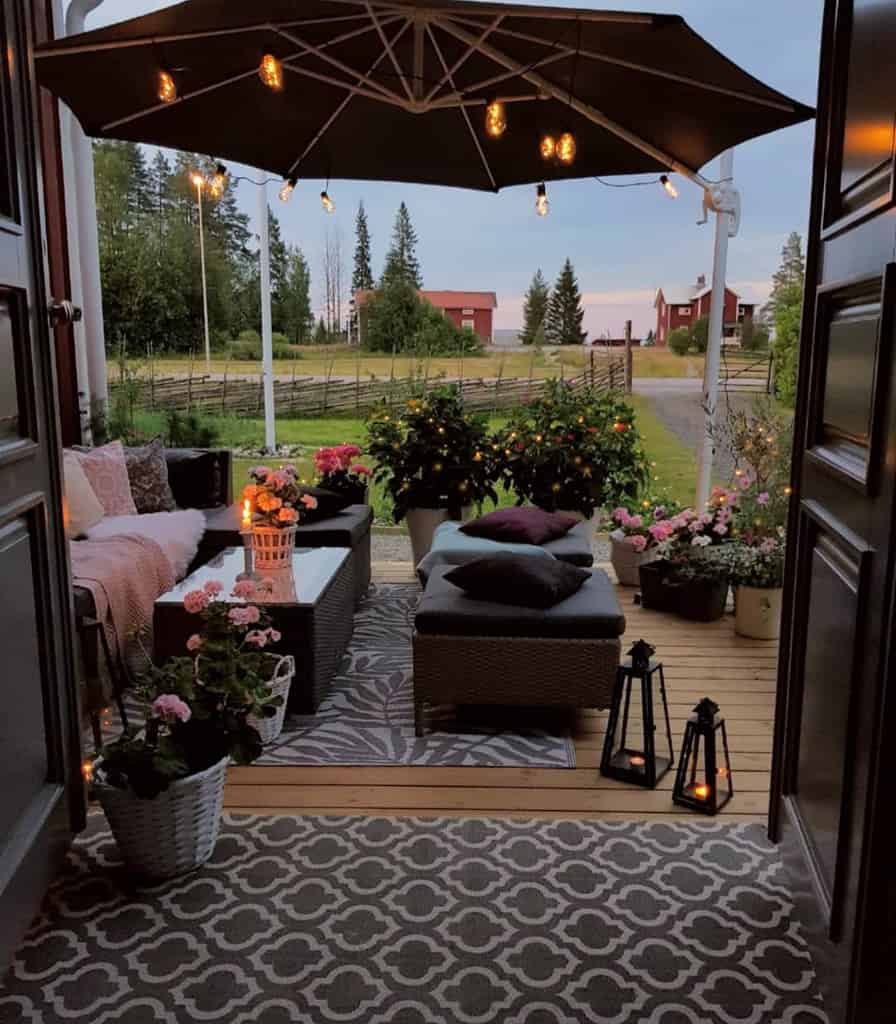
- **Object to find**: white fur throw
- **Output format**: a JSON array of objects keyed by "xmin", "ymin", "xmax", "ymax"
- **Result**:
[{"xmin": 86, "ymin": 508, "xmax": 206, "ymax": 581}]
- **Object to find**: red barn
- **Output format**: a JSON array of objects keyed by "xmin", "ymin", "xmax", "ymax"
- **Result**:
[
  {"xmin": 654, "ymin": 274, "xmax": 754, "ymax": 346},
  {"xmin": 353, "ymin": 289, "xmax": 497, "ymax": 345}
]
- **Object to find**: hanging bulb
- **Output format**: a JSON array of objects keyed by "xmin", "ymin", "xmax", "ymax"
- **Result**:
[
  {"xmin": 320, "ymin": 190, "xmax": 335, "ymax": 213},
  {"xmin": 209, "ymin": 163, "xmax": 227, "ymax": 197},
  {"xmin": 484, "ymin": 100, "xmax": 506, "ymax": 138},
  {"xmin": 535, "ymin": 182, "xmax": 549, "ymax": 217},
  {"xmin": 660, "ymin": 174, "xmax": 678, "ymax": 198},
  {"xmin": 157, "ymin": 70, "xmax": 177, "ymax": 104},
  {"xmin": 279, "ymin": 177, "xmax": 297, "ymax": 203},
  {"xmin": 539, "ymin": 134, "xmax": 556, "ymax": 160},
  {"xmin": 259, "ymin": 54, "xmax": 284, "ymax": 91},
  {"xmin": 556, "ymin": 132, "xmax": 576, "ymax": 165}
]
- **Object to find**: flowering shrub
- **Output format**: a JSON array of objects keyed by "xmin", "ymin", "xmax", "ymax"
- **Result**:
[
  {"xmin": 243, "ymin": 463, "xmax": 317, "ymax": 528},
  {"xmin": 609, "ymin": 502, "xmax": 681, "ymax": 552},
  {"xmin": 95, "ymin": 578, "xmax": 284, "ymax": 799},
  {"xmin": 314, "ymin": 444, "xmax": 372, "ymax": 501},
  {"xmin": 715, "ymin": 536, "xmax": 785, "ymax": 588}
]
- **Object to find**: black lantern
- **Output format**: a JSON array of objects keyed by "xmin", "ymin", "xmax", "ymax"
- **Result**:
[
  {"xmin": 600, "ymin": 640, "xmax": 674, "ymax": 788},
  {"xmin": 672, "ymin": 697, "xmax": 733, "ymax": 814}
]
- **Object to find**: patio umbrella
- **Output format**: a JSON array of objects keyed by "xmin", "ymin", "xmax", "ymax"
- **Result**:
[{"xmin": 35, "ymin": 0, "xmax": 813, "ymax": 193}]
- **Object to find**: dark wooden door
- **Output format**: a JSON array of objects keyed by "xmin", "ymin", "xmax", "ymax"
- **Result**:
[
  {"xmin": 0, "ymin": 0, "xmax": 83, "ymax": 971},
  {"xmin": 771, "ymin": 1, "xmax": 896, "ymax": 1021}
]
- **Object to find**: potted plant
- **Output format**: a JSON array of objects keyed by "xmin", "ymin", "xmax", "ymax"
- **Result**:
[
  {"xmin": 367, "ymin": 386, "xmax": 497, "ymax": 565},
  {"xmin": 718, "ymin": 538, "xmax": 785, "ymax": 638},
  {"xmin": 243, "ymin": 463, "xmax": 318, "ymax": 570},
  {"xmin": 314, "ymin": 444, "xmax": 372, "ymax": 505},
  {"xmin": 608, "ymin": 502, "xmax": 679, "ymax": 585},
  {"xmin": 90, "ymin": 579, "xmax": 288, "ymax": 878},
  {"xmin": 495, "ymin": 380, "xmax": 649, "ymax": 525}
]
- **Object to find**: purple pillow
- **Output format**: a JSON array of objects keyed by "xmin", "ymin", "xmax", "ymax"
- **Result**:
[
  {"xmin": 445, "ymin": 553, "xmax": 590, "ymax": 608},
  {"xmin": 459, "ymin": 507, "xmax": 579, "ymax": 546}
]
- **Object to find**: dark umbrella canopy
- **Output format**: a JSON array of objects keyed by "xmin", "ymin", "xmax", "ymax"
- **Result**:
[{"xmin": 36, "ymin": 0, "xmax": 813, "ymax": 192}]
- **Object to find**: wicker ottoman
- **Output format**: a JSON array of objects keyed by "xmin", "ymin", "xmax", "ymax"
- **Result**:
[{"xmin": 412, "ymin": 567, "xmax": 625, "ymax": 736}]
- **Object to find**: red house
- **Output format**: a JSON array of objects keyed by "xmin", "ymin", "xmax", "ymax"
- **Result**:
[
  {"xmin": 354, "ymin": 289, "xmax": 497, "ymax": 344},
  {"xmin": 654, "ymin": 274, "xmax": 755, "ymax": 346}
]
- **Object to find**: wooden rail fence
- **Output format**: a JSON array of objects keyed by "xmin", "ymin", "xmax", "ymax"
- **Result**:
[{"xmin": 112, "ymin": 358, "xmax": 626, "ymax": 418}]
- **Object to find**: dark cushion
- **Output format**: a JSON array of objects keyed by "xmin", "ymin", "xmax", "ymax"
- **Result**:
[
  {"xmin": 416, "ymin": 565, "xmax": 625, "ymax": 639},
  {"xmin": 299, "ymin": 484, "xmax": 352, "ymax": 521},
  {"xmin": 125, "ymin": 437, "xmax": 176, "ymax": 513},
  {"xmin": 201, "ymin": 503, "xmax": 372, "ymax": 556},
  {"xmin": 165, "ymin": 449, "xmax": 222, "ymax": 509},
  {"xmin": 460, "ymin": 507, "xmax": 578, "ymax": 546},
  {"xmin": 445, "ymin": 553, "xmax": 589, "ymax": 609},
  {"xmin": 544, "ymin": 520, "xmax": 596, "ymax": 567}
]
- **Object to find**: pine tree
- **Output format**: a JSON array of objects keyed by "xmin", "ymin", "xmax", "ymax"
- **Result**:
[
  {"xmin": 520, "ymin": 269, "xmax": 550, "ymax": 345},
  {"xmin": 761, "ymin": 231, "xmax": 804, "ymax": 322},
  {"xmin": 280, "ymin": 246, "xmax": 313, "ymax": 344},
  {"xmin": 545, "ymin": 258, "xmax": 587, "ymax": 345},
  {"xmin": 381, "ymin": 201, "xmax": 422, "ymax": 288},
  {"xmin": 352, "ymin": 200, "xmax": 374, "ymax": 293}
]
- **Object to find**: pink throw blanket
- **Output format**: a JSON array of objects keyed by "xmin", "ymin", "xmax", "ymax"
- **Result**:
[{"xmin": 71, "ymin": 533, "xmax": 176, "ymax": 671}]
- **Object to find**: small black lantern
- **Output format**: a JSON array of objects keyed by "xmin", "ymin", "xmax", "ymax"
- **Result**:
[
  {"xmin": 600, "ymin": 639, "xmax": 674, "ymax": 788},
  {"xmin": 672, "ymin": 697, "xmax": 733, "ymax": 815}
]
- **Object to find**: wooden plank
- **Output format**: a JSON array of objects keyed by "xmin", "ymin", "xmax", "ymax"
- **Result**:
[{"xmin": 224, "ymin": 806, "xmax": 766, "ymax": 823}]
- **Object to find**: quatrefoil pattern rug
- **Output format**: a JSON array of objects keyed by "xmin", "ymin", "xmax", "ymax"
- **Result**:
[{"xmin": 0, "ymin": 814, "xmax": 828, "ymax": 1023}]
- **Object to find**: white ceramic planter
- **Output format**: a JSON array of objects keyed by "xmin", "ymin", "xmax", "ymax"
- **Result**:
[
  {"xmin": 95, "ymin": 756, "xmax": 228, "ymax": 879},
  {"xmin": 557, "ymin": 509, "xmax": 599, "ymax": 554},
  {"xmin": 249, "ymin": 655, "xmax": 295, "ymax": 745},
  {"xmin": 734, "ymin": 585, "xmax": 783, "ymax": 639},
  {"xmin": 609, "ymin": 529, "xmax": 657, "ymax": 586},
  {"xmin": 406, "ymin": 506, "xmax": 473, "ymax": 567}
]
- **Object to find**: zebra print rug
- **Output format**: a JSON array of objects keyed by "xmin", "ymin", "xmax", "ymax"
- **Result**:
[{"xmin": 257, "ymin": 584, "xmax": 576, "ymax": 768}]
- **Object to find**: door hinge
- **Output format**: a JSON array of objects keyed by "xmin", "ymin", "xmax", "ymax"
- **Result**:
[{"xmin": 48, "ymin": 300, "xmax": 83, "ymax": 328}]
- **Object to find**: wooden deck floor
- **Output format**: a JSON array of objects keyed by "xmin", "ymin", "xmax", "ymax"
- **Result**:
[{"xmin": 225, "ymin": 562, "xmax": 778, "ymax": 824}]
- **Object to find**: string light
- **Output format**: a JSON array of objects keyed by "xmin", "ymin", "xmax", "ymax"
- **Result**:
[
  {"xmin": 556, "ymin": 132, "xmax": 576, "ymax": 165},
  {"xmin": 259, "ymin": 54, "xmax": 284, "ymax": 91},
  {"xmin": 484, "ymin": 99, "xmax": 506, "ymax": 138},
  {"xmin": 279, "ymin": 177, "xmax": 297, "ymax": 203},
  {"xmin": 320, "ymin": 190, "xmax": 335, "ymax": 213},
  {"xmin": 535, "ymin": 182, "xmax": 549, "ymax": 217},
  {"xmin": 540, "ymin": 134, "xmax": 556, "ymax": 160},
  {"xmin": 660, "ymin": 174, "xmax": 678, "ymax": 198},
  {"xmin": 209, "ymin": 163, "xmax": 227, "ymax": 197},
  {"xmin": 157, "ymin": 70, "xmax": 177, "ymax": 104}
]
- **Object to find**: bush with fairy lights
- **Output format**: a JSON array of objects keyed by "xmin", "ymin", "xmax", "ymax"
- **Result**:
[
  {"xmin": 366, "ymin": 385, "xmax": 498, "ymax": 523},
  {"xmin": 494, "ymin": 380, "xmax": 650, "ymax": 517}
]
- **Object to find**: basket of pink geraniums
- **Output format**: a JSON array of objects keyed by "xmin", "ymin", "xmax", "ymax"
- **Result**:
[
  {"xmin": 243, "ymin": 464, "xmax": 318, "ymax": 571},
  {"xmin": 314, "ymin": 445, "xmax": 372, "ymax": 505},
  {"xmin": 608, "ymin": 502, "xmax": 680, "ymax": 585}
]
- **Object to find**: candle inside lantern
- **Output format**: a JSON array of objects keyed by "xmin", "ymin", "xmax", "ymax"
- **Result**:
[
  {"xmin": 694, "ymin": 783, "xmax": 710, "ymax": 800},
  {"xmin": 242, "ymin": 498, "xmax": 252, "ymax": 528},
  {"xmin": 629, "ymin": 754, "xmax": 646, "ymax": 767}
]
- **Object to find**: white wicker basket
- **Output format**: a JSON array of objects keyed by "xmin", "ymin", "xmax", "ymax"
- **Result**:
[
  {"xmin": 95, "ymin": 756, "xmax": 228, "ymax": 879},
  {"xmin": 252, "ymin": 523, "xmax": 297, "ymax": 570},
  {"xmin": 249, "ymin": 654, "xmax": 295, "ymax": 744}
]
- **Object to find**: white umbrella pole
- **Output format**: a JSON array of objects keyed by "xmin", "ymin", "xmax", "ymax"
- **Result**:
[
  {"xmin": 696, "ymin": 148, "xmax": 736, "ymax": 507},
  {"xmin": 196, "ymin": 180, "xmax": 211, "ymax": 372},
  {"xmin": 258, "ymin": 180, "xmax": 276, "ymax": 453}
]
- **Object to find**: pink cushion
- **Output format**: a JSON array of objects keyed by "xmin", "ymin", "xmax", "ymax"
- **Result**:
[{"xmin": 75, "ymin": 440, "xmax": 137, "ymax": 516}]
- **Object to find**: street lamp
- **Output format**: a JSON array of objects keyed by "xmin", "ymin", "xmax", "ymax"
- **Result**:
[{"xmin": 190, "ymin": 171, "xmax": 212, "ymax": 371}]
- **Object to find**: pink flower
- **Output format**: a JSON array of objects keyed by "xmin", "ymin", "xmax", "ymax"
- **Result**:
[
  {"xmin": 757, "ymin": 491, "xmax": 770, "ymax": 506},
  {"xmin": 350, "ymin": 464, "xmax": 372, "ymax": 477},
  {"xmin": 186, "ymin": 634, "xmax": 202, "ymax": 652},
  {"xmin": 203, "ymin": 580, "xmax": 223, "ymax": 597},
  {"xmin": 626, "ymin": 534, "xmax": 648, "ymax": 552},
  {"xmin": 648, "ymin": 522, "xmax": 673, "ymax": 543},
  {"xmin": 628, "ymin": 515, "xmax": 643, "ymax": 529},
  {"xmin": 152, "ymin": 693, "xmax": 191, "ymax": 723},
  {"xmin": 267, "ymin": 628, "xmax": 282, "ymax": 643},
  {"xmin": 760, "ymin": 538, "xmax": 779, "ymax": 553},
  {"xmin": 612, "ymin": 507, "xmax": 628, "ymax": 523},
  {"xmin": 300, "ymin": 494, "xmax": 318, "ymax": 510},
  {"xmin": 244, "ymin": 630, "xmax": 268, "ymax": 648},
  {"xmin": 277, "ymin": 507, "xmax": 299, "ymax": 524},
  {"xmin": 229, "ymin": 605, "xmax": 261, "ymax": 627},
  {"xmin": 737, "ymin": 474, "xmax": 752, "ymax": 491},
  {"xmin": 183, "ymin": 589, "xmax": 209, "ymax": 614},
  {"xmin": 251, "ymin": 465, "xmax": 272, "ymax": 480},
  {"xmin": 232, "ymin": 580, "xmax": 256, "ymax": 599},
  {"xmin": 713, "ymin": 522, "xmax": 728, "ymax": 536}
]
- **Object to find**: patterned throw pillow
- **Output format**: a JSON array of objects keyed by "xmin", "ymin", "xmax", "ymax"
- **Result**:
[
  {"xmin": 75, "ymin": 440, "xmax": 138, "ymax": 516},
  {"xmin": 125, "ymin": 436, "xmax": 176, "ymax": 514}
]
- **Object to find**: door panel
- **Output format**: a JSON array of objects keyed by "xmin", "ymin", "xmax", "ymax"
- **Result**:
[
  {"xmin": 0, "ymin": 0, "xmax": 83, "ymax": 972},
  {"xmin": 772, "ymin": 1, "xmax": 896, "ymax": 1021}
]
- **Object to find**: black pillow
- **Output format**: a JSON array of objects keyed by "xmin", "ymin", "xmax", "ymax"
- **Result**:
[
  {"xmin": 164, "ymin": 449, "xmax": 222, "ymax": 509},
  {"xmin": 299, "ymin": 484, "xmax": 352, "ymax": 521},
  {"xmin": 444, "ymin": 553, "xmax": 590, "ymax": 609},
  {"xmin": 460, "ymin": 506, "xmax": 579, "ymax": 545}
]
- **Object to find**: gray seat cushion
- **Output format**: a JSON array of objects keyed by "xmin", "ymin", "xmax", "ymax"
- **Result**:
[
  {"xmin": 543, "ymin": 520, "xmax": 597, "ymax": 567},
  {"xmin": 202, "ymin": 503, "xmax": 372, "ymax": 551},
  {"xmin": 416, "ymin": 566, "xmax": 625, "ymax": 640}
]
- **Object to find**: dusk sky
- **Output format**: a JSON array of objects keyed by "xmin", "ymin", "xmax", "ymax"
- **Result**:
[{"xmin": 86, "ymin": 0, "xmax": 823, "ymax": 338}]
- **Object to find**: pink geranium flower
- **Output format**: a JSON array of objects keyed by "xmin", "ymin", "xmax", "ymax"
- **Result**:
[
  {"xmin": 350, "ymin": 464, "xmax": 372, "ymax": 477},
  {"xmin": 152, "ymin": 693, "xmax": 191, "ymax": 723},
  {"xmin": 277, "ymin": 507, "xmax": 299, "ymax": 524},
  {"xmin": 244, "ymin": 630, "xmax": 268, "ymax": 648},
  {"xmin": 757, "ymin": 491, "xmax": 770, "ymax": 506},
  {"xmin": 626, "ymin": 534, "xmax": 648, "ymax": 552},
  {"xmin": 232, "ymin": 580, "xmax": 256, "ymax": 599},
  {"xmin": 229, "ymin": 605, "xmax": 261, "ymax": 627},
  {"xmin": 251, "ymin": 466, "xmax": 272, "ymax": 480},
  {"xmin": 300, "ymin": 494, "xmax": 319, "ymax": 510},
  {"xmin": 627, "ymin": 514, "xmax": 643, "ymax": 529},
  {"xmin": 186, "ymin": 634, "xmax": 202, "ymax": 652},
  {"xmin": 183, "ymin": 589, "xmax": 209, "ymax": 614},
  {"xmin": 203, "ymin": 580, "xmax": 223, "ymax": 597}
]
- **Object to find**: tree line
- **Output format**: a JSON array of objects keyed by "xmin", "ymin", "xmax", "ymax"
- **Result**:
[{"xmin": 520, "ymin": 260, "xmax": 587, "ymax": 345}]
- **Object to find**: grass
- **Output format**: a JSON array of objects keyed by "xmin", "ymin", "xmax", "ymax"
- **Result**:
[{"xmin": 627, "ymin": 395, "xmax": 698, "ymax": 506}]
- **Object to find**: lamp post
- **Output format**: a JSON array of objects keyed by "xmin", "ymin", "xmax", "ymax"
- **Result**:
[
  {"xmin": 190, "ymin": 172, "xmax": 212, "ymax": 371},
  {"xmin": 258, "ymin": 179, "xmax": 276, "ymax": 452}
]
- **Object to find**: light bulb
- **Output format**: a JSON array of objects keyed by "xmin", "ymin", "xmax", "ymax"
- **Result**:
[
  {"xmin": 539, "ymin": 134, "xmax": 556, "ymax": 160},
  {"xmin": 259, "ymin": 54, "xmax": 284, "ymax": 91},
  {"xmin": 535, "ymin": 182, "xmax": 549, "ymax": 217},
  {"xmin": 484, "ymin": 100, "xmax": 506, "ymax": 138},
  {"xmin": 660, "ymin": 174, "xmax": 678, "ymax": 198},
  {"xmin": 556, "ymin": 132, "xmax": 576, "ymax": 165},
  {"xmin": 320, "ymin": 190, "xmax": 334, "ymax": 213},
  {"xmin": 157, "ymin": 70, "xmax": 177, "ymax": 104},
  {"xmin": 279, "ymin": 177, "xmax": 297, "ymax": 203},
  {"xmin": 209, "ymin": 163, "xmax": 227, "ymax": 197}
]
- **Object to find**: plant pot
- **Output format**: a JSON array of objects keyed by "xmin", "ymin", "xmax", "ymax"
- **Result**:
[
  {"xmin": 610, "ymin": 529, "xmax": 657, "ymax": 586},
  {"xmin": 340, "ymin": 483, "xmax": 368, "ymax": 506},
  {"xmin": 94, "ymin": 756, "xmax": 228, "ymax": 879},
  {"xmin": 638, "ymin": 561, "xmax": 677, "ymax": 611},
  {"xmin": 406, "ymin": 507, "xmax": 451, "ymax": 567},
  {"xmin": 252, "ymin": 524, "xmax": 297, "ymax": 571},
  {"xmin": 672, "ymin": 577, "xmax": 729, "ymax": 622},
  {"xmin": 735, "ymin": 585, "xmax": 782, "ymax": 639},
  {"xmin": 248, "ymin": 655, "xmax": 295, "ymax": 744}
]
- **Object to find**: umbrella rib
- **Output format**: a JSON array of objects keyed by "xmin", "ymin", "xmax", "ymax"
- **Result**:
[
  {"xmin": 422, "ymin": 13, "xmax": 504, "ymax": 105},
  {"xmin": 434, "ymin": 47, "xmax": 575, "ymax": 104},
  {"xmin": 425, "ymin": 24, "xmax": 497, "ymax": 192},
  {"xmin": 433, "ymin": 16, "xmax": 711, "ymax": 188},
  {"xmin": 99, "ymin": 17, "xmax": 396, "ymax": 133},
  {"xmin": 366, "ymin": 2, "xmax": 415, "ymax": 102},
  {"xmin": 286, "ymin": 17, "xmax": 413, "ymax": 178},
  {"xmin": 281, "ymin": 64, "xmax": 411, "ymax": 109}
]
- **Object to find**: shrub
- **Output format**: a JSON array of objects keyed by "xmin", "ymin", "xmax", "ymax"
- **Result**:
[
  {"xmin": 690, "ymin": 316, "xmax": 709, "ymax": 353},
  {"xmin": 667, "ymin": 328, "xmax": 691, "ymax": 355},
  {"xmin": 363, "ymin": 278, "xmax": 483, "ymax": 355},
  {"xmin": 164, "ymin": 409, "xmax": 220, "ymax": 449}
]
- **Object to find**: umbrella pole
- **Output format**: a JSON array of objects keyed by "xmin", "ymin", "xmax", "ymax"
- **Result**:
[
  {"xmin": 196, "ymin": 179, "xmax": 211, "ymax": 372},
  {"xmin": 696, "ymin": 148, "xmax": 736, "ymax": 507},
  {"xmin": 258, "ymin": 179, "xmax": 276, "ymax": 453}
]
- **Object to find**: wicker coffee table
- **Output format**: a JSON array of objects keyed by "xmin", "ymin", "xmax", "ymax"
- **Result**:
[{"xmin": 153, "ymin": 546, "xmax": 354, "ymax": 713}]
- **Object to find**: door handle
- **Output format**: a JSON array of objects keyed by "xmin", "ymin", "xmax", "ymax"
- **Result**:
[{"xmin": 48, "ymin": 300, "xmax": 83, "ymax": 328}]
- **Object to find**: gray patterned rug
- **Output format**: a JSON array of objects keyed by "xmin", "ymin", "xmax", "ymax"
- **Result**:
[
  {"xmin": 0, "ymin": 814, "xmax": 828, "ymax": 1024},
  {"xmin": 257, "ymin": 584, "xmax": 576, "ymax": 768}
]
